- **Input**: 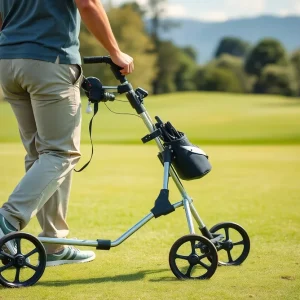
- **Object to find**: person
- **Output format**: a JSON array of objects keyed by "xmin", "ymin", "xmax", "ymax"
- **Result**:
[{"xmin": 0, "ymin": 0, "xmax": 134, "ymax": 266}]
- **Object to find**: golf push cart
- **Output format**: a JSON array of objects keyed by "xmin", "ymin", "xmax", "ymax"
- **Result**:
[{"xmin": 0, "ymin": 56, "xmax": 250, "ymax": 288}]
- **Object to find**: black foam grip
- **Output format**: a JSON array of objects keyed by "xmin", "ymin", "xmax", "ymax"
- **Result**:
[
  {"xmin": 83, "ymin": 56, "xmax": 126, "ymax": 83},
  {"xmin": 83, "ymin": 56, "xmax": 110, "ymax": 64}
]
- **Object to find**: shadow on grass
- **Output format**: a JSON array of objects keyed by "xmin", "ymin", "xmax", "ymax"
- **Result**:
[{"xmin": 38, "ymin": 268, "xmax": 177, "ymax": 287}]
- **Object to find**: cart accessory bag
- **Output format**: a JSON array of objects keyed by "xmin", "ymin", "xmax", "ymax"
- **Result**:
[
  {"xmin": 158, "ymin": 121, "xmax": 211, "ymax": 181},
  {"xmin": 165, "ymin": 134, "xmax": 211, "ymax": 180}
]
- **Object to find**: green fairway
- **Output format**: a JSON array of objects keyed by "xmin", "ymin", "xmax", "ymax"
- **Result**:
[
  {"xmin": 0, "ymin": 144, "xmax": 299, "ymax": 299},
  {"xmin": 0, "ymin": 92, "xmax": 300, "ymax": 145}
]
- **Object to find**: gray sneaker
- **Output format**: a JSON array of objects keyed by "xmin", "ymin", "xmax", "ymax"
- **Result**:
[
  {"xmin": 0, "ymin": 214, "xmax": 17, "ymax": 255},
  {"xmin": 46, "ymin": 246, "xmax": 96, "ymax": 267}
]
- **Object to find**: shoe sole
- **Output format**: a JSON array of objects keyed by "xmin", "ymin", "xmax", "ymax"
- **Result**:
[{"xmin": 46, "ymin": 253, "xmax": 96, "ymax": 267}]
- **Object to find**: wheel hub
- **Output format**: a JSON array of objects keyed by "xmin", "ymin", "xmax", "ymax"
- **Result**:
[
  {"xmin": 188, "ymin": 254, "xmax": 199, "ymax": 265},
  {"xmin": 221, "ymin": 239, "xmax": 233, "ymax": 250},
  {"xmin": 14, "ymin": 254, "xmax": 26, "ymax": 267}
]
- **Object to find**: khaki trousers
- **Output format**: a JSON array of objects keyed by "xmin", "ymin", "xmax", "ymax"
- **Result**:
[{"xmin": 0, "ymin": 59, "xmax": 82, "ymax": 253}]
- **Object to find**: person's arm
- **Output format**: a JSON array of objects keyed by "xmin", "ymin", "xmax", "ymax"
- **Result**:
[
  {"xmin": 75, "ymin": 0, "xmax": 134, "ymax": 75},
  {"xmin": 0, "ymin": 15, "xmax": 2, "ymax": 31}
]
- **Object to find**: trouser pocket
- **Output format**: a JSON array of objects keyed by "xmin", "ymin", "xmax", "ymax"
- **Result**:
[{"xmin": 69, "ymin": 64, "xmax": 83, "ymax": 86}]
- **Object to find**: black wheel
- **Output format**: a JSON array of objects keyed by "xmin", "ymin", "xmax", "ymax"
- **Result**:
[
  {"xmin": 210, "ymin": 222, "xmax": 250, "ymax": 266},
  {"xmin": 0, "ymin": 232, "xmax": 46, "ymax": 288},
  {"xmin": 169, "ymin": 234, "xmax": 218, "ymax": 280}
]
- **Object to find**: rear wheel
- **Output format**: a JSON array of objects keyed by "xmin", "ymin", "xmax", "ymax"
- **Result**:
[
  {"xmin": 0, "ymin": 232, "xmax": 46, "ymax": 288},
  {"xmin": 210, "ymin": 222, "xmax": 250, "ymax": 266}
]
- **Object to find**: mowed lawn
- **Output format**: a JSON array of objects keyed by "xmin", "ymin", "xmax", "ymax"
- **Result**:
[
  {"xmin": 0, "ymin": 92, "xmax": 300, "ymax": 144},
  {"xmin": 0, "ymin": 144, "xmax": 299, "ymax": 299},
  {"xmin": 0, "ymin": 92, "xmax": 299, "ymax": 299}
]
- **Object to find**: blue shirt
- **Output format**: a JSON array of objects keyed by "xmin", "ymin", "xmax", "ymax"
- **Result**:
[{"xmin": 0, "ymin": 0, "xmax": 81, "ymax": 64}]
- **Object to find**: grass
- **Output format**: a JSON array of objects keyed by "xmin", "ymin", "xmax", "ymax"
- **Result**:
[
  {"xmin": 0, "ymin": 92, "xmax": 299, "ymax": 298},
  {"xmin": 0, "ymin": 92, "xmax": 300, "ymax": 145},
  {"xmin": 0, "ymin": 144, "xmax": 299, "ymax": 299}
]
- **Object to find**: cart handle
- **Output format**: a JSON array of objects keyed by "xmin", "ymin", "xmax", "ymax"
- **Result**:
[{"xmin": 83, "ymin": 56, "xmax": 127, "ymax": 84}]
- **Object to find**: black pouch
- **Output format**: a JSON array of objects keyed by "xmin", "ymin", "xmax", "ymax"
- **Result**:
[{"xmin": 165, "ymin": 134, "xmax": 212, "ymax": 181}]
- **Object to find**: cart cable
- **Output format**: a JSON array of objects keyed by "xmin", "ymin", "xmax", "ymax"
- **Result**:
[{"xmin": 75, "ymin": 100, "xmax": 141, "ymax": 173}]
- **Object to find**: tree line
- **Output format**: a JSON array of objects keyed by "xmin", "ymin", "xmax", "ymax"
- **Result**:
[
  {"xmin": 80, "ymin": 1, "xmax": 300, "ymax": 98},
  {"xmin": 205, "ymin": 37, "xmax": 300, "ymax": 97}
]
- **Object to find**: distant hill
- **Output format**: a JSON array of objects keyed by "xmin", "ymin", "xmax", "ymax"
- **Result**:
[{"xmin": 158, "ymin": 15, "xmax": 300, "ymax": 63}]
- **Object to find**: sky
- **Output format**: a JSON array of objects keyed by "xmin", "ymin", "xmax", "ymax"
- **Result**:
[{"xmin": 108, "ymin": 0, "xmax": 300, "ymax": 22}]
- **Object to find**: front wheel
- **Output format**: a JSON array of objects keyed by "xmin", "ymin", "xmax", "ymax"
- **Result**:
[
  {"xmin": 169, "ymin": 234, "xmax": 218, "ymax": 280},
  {"xmin": 0, "ymin": 232, "xmax": 46, "ymax": 288},
  {"xmin": 210, "ymin": 222, "xmax": 250, "ymax": 266}
]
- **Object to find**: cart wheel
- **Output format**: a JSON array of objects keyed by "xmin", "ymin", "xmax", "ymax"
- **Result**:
[
  {"xmin": 0, "ymin": 232, "xmax": 46, "ymax": 288},
  {"xmin": 169, "ymin": 234, "xmax": 218, "ymax": 280},
  {"xmin": 0, "ymin": 255, "xmax": 10, "ymax": 266},
  {"xmin": 210, "ymin": 222, "xmax": 250, "ymax": 266}
]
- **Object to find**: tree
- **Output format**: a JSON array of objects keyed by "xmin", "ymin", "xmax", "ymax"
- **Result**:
[
  {"xmin": 151, "ymin": 42, "xmax": 198, "ymax": 93},
  {"xmin": 148, "ymin": 0, "xmax": 166, "ymax": 94},
  {"xmin": 291, "ymin": 50, "xmax": 300, "ymax": 75},
  {"xmin": 212, "ymin": 54, "xmax": 253, "ymax": 93},
  {"xmin": 146, "ymin": 0, "xmax": 179, "ymax": 94},
  {"xmin": 215, "ymin": 37, "xmax": 250, "ymax": 59},
  {"xmin": 245, "ymin": 39, "xmax": 288, "ymax": 77},
  {"xmin": 182, "ymin": 46, "xmax": 198, "ymax": 62},
  {"xmin": 147, "ymin": 0, "xmax": 168, "ymax": 46},
  {"xmin": 254, "ymin": 65, "xmax": 298, "ymax": 97},
  {"xmin": 154, "ymin": 41, "xmax": 180, "ymax": 93},
  {"xmin": 195, "ymin": 66, "xmax": 244, "ymax": 93},
  {"xmin": 291, "ymin": 49, "xmax": 300, "ymax": 96},
  {"xmin": 174, "ymin": 49, "xmax": 198, "ymax": 92},
  {"xmin": 120, "ymin": 1, "xmax": 146, "ymax": 16},
  {"xmin": 197, "ymin": 54, "xmax": 252, "ymax": 93},
  {"xmin": 80, "ymin": 5, "xmax": 157, "ymax": 92}
]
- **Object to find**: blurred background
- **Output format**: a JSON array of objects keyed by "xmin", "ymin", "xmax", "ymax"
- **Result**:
[
  {"xmin": 0, "ymin": 0, "xmax": 299, "ymax": 145},
  {"xmin": 80, "ymin": 0, "xmax": 300, "ymax": 98},
  {"xmin": 0, "ymin": 3, "xmax": 299, "ymax": 297}
]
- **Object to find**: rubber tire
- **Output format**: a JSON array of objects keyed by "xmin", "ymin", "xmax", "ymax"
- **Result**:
[
  {"xmin": 0, "ymin": 232, "xmax": 46, "ymax": 288},
  {"xmin": 210, "ymin": 222, "xmax": 250, "ymax": 266},
  {"xmin": 169, "ymin": 234, "xmax": 218, "ymax": 280}
]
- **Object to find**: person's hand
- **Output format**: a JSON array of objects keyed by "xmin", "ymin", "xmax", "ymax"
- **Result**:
[{"xmin": 110, "ymin": 51, "xmax": 134, "ymax": 75}]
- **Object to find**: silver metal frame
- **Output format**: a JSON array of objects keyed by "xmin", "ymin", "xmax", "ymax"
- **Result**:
[{"xmin": 39, "ymin": 102, "xmax": 207, "ymax": 248}]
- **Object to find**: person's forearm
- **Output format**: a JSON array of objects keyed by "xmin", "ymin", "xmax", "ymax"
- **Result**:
[{"xmin": 76, "ymin": 0, "xmax": 120, "ymax": 55}]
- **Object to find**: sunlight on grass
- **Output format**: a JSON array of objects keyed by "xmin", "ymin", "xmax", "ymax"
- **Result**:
[
  {"xmin": 0, "ymin": 144, "xmax": 299, "ymax": 299},
  {"xmin": 1, "ymin": 92, "xmax": 300, "ymax": 144}
]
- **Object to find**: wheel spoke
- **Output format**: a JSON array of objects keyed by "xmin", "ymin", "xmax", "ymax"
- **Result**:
[
  {"xmin": 190, "ymin": 240, "xmax": 196, "ymax": 254},
  {"xmin": 24, "ymin": 248, "xmax": 38, "ymax": 259},
  {"xmin": 185, "ymin": 264, "xmax": 194, "ymax": 277},
  {"xmin": 198, "ymin": 252, "xmax": 210, "ymax": 260},
  {"xmin": 0, "ymin": 233, "xmax": 47, "ymax": 287},
  {"xmin": 198, "ymin": 260, "xmax": 209, "ymax": 270},
  {"xmin": 224, "ymin": 227, "xmax": 230, "ymax": 240},
  {"xmin": 209, "ymin": 223, "xmax": 250, "ymax": 267},
  {"xmin": 0, "ymin": 261, "xmax": 14, "ymax": 272},
  {"xmin": 199, "ymin": 254, "xmax": 210, "ymax": 260},
  {"xmin": 25, "ymin": 262, "xmax": 38, "ymax": 271},
  {"xmin": 227, "ymin": 250, "xmax": 233, "ymax": 262},
  {"xmin": 233, "ymin": 240, "xmax": 244, "ymax": 246},
  {"xmin": 0, "ymin": 251, "xmax": 14, "ymax": 260},
  {"xmin": 175, "ymin": 254, "xmax": 189, "ymax": 260},
  {"xmin": 16, "ymin": 238, "xmax": 21, "ymax": 254},
  {"xmin": 14, "ymin": 267, "xmax": 21, "ymax": 283}
]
